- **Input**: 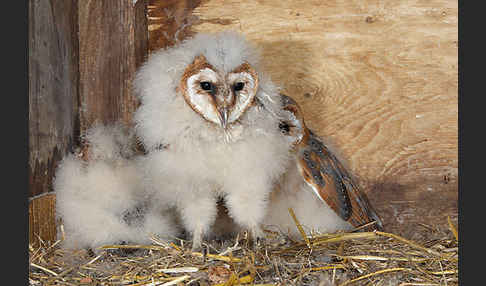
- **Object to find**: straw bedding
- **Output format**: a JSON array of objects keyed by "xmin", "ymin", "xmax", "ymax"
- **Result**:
[{"xmin": 29, "ymin": 213, "xmax": 458, "ymax": 286}]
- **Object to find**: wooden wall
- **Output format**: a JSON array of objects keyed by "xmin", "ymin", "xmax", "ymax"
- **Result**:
[
  {"xmin": 149, "ymin": 0, "xmax": 458, "ymax": 235},
  {"xmin": 28, "ymin": 0, "xmax": 148, "ymax": 246}
]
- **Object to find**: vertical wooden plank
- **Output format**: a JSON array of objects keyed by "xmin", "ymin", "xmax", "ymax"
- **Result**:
[
  {"xmin": 78, "ymin": 0, "xmax": 147, "ymax": 129},
  {"xmin": 29, "ymin": 0, "xmax": 79, "ymax": 197},
  {"xmin": 28, "ymin": 0, "xmax": 79, "ymax": 245},
  {"xmin": 135, "ymin": 0, "xmax": 149, "ymax": 68}
]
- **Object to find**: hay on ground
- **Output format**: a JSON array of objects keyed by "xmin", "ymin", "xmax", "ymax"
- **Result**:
[{"xmin": 29, "ymin": 216, "xmax": 458, "ymax": 286}]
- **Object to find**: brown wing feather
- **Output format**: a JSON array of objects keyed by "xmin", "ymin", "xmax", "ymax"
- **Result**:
[
  {"xmin": 297, "ymin": 131, "xmax": 383, "ymax": 230},
  {"xmin": 297, "ymin": 142, "xmax": 352, "ymax": 220},
  {"xmin": 278, "ymin": 93, "xmax": 383, "ymax": 231}
]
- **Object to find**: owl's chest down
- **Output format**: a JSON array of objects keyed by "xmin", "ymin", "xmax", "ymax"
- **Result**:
[{"xmin": 153, "ymin": 130, "xmax": 293, "ymax": 193}]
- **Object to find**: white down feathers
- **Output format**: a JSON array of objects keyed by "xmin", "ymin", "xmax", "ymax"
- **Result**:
[
  {"xmin": 133, "ymin": 32, "xmax": 293, "ymax": 248},
  {"xmin": 54, "ymin": 123, "xmax": 180, "ymax": 250},
  {"xmin": 263, "ymin": 162, "xmax": 353, "ymax": 238}
]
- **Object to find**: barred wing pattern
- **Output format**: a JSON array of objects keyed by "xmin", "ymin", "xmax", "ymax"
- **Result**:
[{"xmin": 279, "ymin": 94, "xmax": 383, "ymax": 230}]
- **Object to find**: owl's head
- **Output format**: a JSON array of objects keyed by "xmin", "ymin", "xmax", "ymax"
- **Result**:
[
  {"xmin": 278, "ymin": 94, "xmax": 307, "ymax": 147},
  {"xmin": 134, "ymin": 31, "xmax": 285, "ymax": 150},
  {"xmin": 178, "ymin": 54, "xmax": 258, "ymax": 129}
]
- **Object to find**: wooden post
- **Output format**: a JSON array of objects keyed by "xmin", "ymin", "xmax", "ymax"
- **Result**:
[
  {"xmin": 78, "ymin": 0, "xmax": 148, "ymax": 129},
  {"xmin": 28, "ymin": 0, "xmax": 148, "ymax": 246},
  {"xmin": 29, "ymin": 0, "xmax": 79, "ymax": 246}
]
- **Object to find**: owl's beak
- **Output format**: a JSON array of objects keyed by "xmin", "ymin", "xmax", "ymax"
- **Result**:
[
  {"xmin": 217, "ymin": 89, "xmax": 233, "ymax": 129},
  {"xmin": 218, "ymin": 107, "xmax": 229, "ymax": 129}
]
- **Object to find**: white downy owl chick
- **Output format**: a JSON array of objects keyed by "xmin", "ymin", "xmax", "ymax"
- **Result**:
[
  {"xmin": 54, "ymin": 123, "xmax": 180, "ymax": 250},
  {"xmin": 133, "ymin": 31, "xmax": 293, "ymax": 249},
  {"xmin": 263, "ymin": 95, "xmax": 383, "ymax": 238}
]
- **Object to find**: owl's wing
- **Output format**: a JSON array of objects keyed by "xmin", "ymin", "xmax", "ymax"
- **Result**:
[
  {"xmin": 277, "ymin": 93, "xmax": 383, "ymax": 230},
  {"xmin": 296, "ymin": 131, "xmax": 383, "ymax": 230}
]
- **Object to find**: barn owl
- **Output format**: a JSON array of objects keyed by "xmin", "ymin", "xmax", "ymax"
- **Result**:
[
  {"xmin": 54, "ymin": 123, "xmax": 180, "ymax": 250},
  {"xmin": 133, "ymin": 31, "xmax": 293, "ymax": 250},
  {"xmin": 263, "ymin": 95, "xmax": 383, "ymax": 237}
]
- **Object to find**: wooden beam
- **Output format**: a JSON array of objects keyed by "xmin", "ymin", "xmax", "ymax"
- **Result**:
[
  {"xmin": 135, "ymin": 0, "xmax": 149, "ymax": 67},
  {"xmin": 29, "ymin": 0, "xmax": 79, "ymax": 198},
  {"xmin": 29, "ymin": 0, "xmax": 79, "ymax": 245},
  {"xmin": 78, "ymin": 0, "xmax": 147, "ymax": 130}
]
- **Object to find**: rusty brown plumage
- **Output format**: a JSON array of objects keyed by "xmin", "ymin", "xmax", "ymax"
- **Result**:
[
  {"xmin": 178, "ymin": 54, "xmax": 259, "ymax": 129},
  {"xmin": 279, "ymin": 94, "xmax": 383, "ymax": 231},
  {"xmin": 179, "ymin": 55, "xmax": 219, "ymax": 117},
  {"xmin": 229, "ymin": 62, "xmax": 259, "ymax": 114}
]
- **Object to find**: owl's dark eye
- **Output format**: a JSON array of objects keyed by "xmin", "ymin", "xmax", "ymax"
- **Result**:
[
  {"xmin": 234, "ymin": 82, "xmax": 245, "ymax": 91},
  {"xmin": 200, "ymin": 81, "xmax": 212, "ymax": 91},
  {"xmin": 279, "ymin": 121, "xmax": 290, "ymax": 134}
]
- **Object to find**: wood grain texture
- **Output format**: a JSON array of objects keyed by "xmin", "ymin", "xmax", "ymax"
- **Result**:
[
  {"xmin": 29, "ymin": 0, "xmax": 79, "ymax": 246},
  {"xmin": 188, "ymin": 0, "xmax": 458, "ymax": 232},
  {"xmin": 135, "ymin": 0, "xmax": 149, "ymax": 67},
  {"xmin": 78, "ymin": 0, "xmax": 146, "ymax": 129},
  {"xmin": 29, "ymin": 0, "xmax": 149, "ymax": 245},
  {"xmin": 29, "ymin": 194, "xmax": 57, "ymax": 247},
  {"xmin": 29, "ymin": 0, "xmax": 79, "ymax": 198},
  {"xmin": 148, "ymin": 0, "xmax": 204, "ymax": 51}
]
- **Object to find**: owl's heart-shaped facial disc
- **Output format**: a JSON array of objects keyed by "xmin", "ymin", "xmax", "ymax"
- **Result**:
[{"xmin": 179, "ymin": 54, "xmax": 258, "ymax": 129}]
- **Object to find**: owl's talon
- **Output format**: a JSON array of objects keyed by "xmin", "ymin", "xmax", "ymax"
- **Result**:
[
  {"xmin": 202, "ymin": 245, "xmax": 208, "ymax": 262},
  {"xmin": 191, "ymin": 242, "xmax": 202, "ymax": 253},
  {"xmin": 244, "ymin": 227, "xmax": 265, "ymax": 249},
  {"xmin": 191, "ymin": 229, "xmax": 203, "ymax": 252}
]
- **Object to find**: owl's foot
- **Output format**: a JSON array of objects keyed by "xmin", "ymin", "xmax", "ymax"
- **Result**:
[
  {"xmin": 245, "ymin": 226, "xmax": 265, "ymax": 249},
  {"xmin": 191, "ymin": 242, "xmax": 203, "ymax": 252},
  {"xmin": 191, "ymin": 226, "xmax": 204, "ymax": 252}
]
